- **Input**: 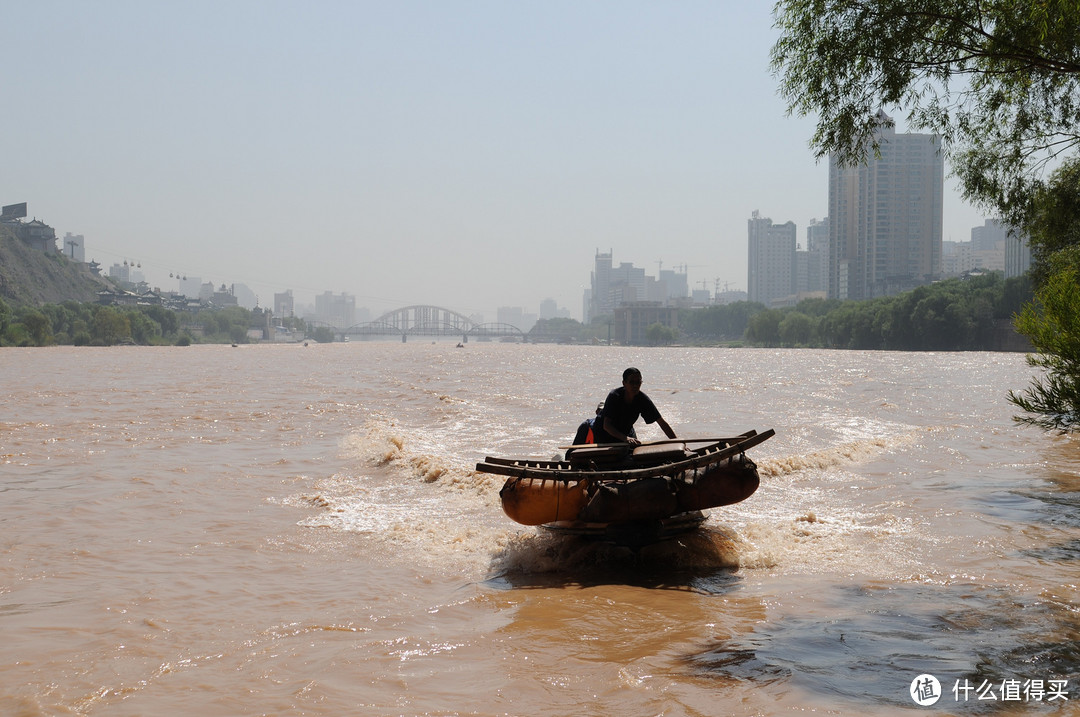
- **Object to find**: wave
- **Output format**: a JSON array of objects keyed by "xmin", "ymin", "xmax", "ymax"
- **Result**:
[
  {"xmin": 757, "ymin": 431, "xmax": 921, "ymax": 477},
  {"xmin": 341, "ymin": 419, "xmax": 504, "ymax": 494},
  {"xmin": 290, "ymin": 420, "xmax": 930, "ymax": 579}
]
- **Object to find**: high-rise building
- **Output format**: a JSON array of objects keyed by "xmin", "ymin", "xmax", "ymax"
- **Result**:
[
  {"xmin": 179, "ymin": 276, "xmax": 202, "ymax": 298},
  {"xmin": 539, "ymin": 298, "xmax": 557, "ymax": 320},
  {"xmin": 828, "ymin": 112, "xmax": 943, "ymax": 300},
  {"xmin": 232, "ymin": 283, "xmax": 258, "ymax": 310},
  {"xmin": 585, "ymin": 251, "xmax": 690, "ymax": 320},
  {"xmin": 587, "ymin": 250, "xmax": 613, "ymax": 322},
  {"xmin": 1001, "ymin": 223, "xmax": 1032, "ymax": 279},
  {"xmin": 942, "ymin": 240, "xmax": 976, "ymax": 276},
  {"xmin": 273, "ymin": 290, "xmax": 294, "ymax": 319},
  {"xmin": 798, "ymin": 217, "xmax": 829, "ymax": 294},
  {"xmin": 968, "ymin": 218, "xmax": 1007, "ymax": 271},
  {"xmin": 747, "ymin": 211, "xmax": 796, "ymax": 305},
  {"xmin": 971, "ymin": 218, "xmax": 1009, "ymax": 251},
  {"xmin": 497, "ymin": 306, "xmax": 537, "ymax": 333},
  {"xmin": 316, "ymin": 291, "xmax": 356, "ymax": 329},
  {"xmin": 611, "ymin": 262, "xmax": 646, "ymax": 303},
  {"xmin": 658, "ymin": 268, "xmax": 689, "ymax": 300}
]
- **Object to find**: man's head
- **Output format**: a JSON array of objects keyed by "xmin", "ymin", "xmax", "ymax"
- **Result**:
[{"xmin": 622, "ymin": 367, "xmax": 642, "ymax": 399}]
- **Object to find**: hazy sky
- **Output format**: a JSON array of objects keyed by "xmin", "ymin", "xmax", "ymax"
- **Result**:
[{"xmin": 4, "ymin": 1, "xmax": 987, "ymax": 320}]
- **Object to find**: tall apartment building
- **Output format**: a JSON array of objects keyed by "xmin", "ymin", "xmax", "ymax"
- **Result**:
[
  {"xmin": 539, "ymin": 298, "xmax": 558, "ymax": 320},
  {"xmin": 273, "ymin": 290, "xmax": 295, "ymax": 319},
  {"xmin": 610, "ymin": 262, "xmax": 646, "ymax": 304},
  {"xmin": 969, "ymin": 217, "xmax": 1032, "ymax": 279},
  {"xmin": 798, "ymin": 217, "xmax": 829, "ymax": 294},
  {"xmin": 316, "ymin": 291, "xmax": 356, "ymax": 329},
  {"xmin": 747, "ymin": 211, "xmax": 796, "ymax": 305},
  {"xmin": 587, "ymin": 250, "xmax": 613, "ymax": 322},
  {"xmin": 498, "ymin": 306, "xmax": 538, "ymax": 333},
  {"xmin": 968, "ymin": 219, "xmax": 1007, "ymax": 272},
  {"xmin": 971, "ymin": 218, "xmax": 1009, "ymax": 251},
  {"xmin": 828, "ymin": 112, "xmax": 943, "ymax": 300},
  {"xmin": 658, "ymin": 268, "xmax": 689, "ymax": 300},
  {"xmin": 1005, "ymin": 232, "xmax": 1032, "ymax": 279}
]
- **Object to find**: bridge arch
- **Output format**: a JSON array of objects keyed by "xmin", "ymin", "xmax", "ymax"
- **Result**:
[
  {"xmin": 373, "ymin": 305, "xmax": 477, "ymax": 333},
  {"xmin": 336, "ymin": 305, "xmax": 526, "ymax": 341}
]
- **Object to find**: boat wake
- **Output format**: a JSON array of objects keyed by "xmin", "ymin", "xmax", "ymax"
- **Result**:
[
  {"xmin": 757, "ymin": 430, "xmax": 922, "ymax": 478},
  {"xmin": 488, "ymin": 522, "xmax": 746, "ymax": 578},
  {"xmin": 290, "ymin": 421, "xmax": 919, "ymax": 581},
  {"xmin": 341, "ymin": 418, "xmax": 505, "ymax": 495}
]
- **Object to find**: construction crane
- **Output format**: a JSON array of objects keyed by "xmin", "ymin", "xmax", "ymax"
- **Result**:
[{"xmin": 714, "ymin": 279, "xmax": 735, "ymax": 294}]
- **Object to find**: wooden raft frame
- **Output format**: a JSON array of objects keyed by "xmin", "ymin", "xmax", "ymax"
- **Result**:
[{"xmin": 475, "ymin": 429, "xmax": 775, "ymax": 482}]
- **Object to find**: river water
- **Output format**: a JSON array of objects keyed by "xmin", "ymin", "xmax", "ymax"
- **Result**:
[{"xmin": 1, "ymin": 343, "xmax": 1078, "ymax": 716}]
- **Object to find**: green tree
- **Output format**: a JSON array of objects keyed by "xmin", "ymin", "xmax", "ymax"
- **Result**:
[
  {"xmin": 773, "ymin": 0, "xmax": 1080, "ymax": 427},
  {"xmin": 645, "ymin": 322, "xmax": 678, "ymax": 346},
  {"xmin": 142, "ymin": 304, "xmax": 179, "ymax": 336},
  {"xmin": 311, "ymin": 326, "xmax": 336, "ymax": 343},
  {"xmin": 126, "ymin": 309, "xmax": 162, "ymax": 344},
  {"xmin": 771, "ymin": 0, "xmax": 1080, "ymax": 225},
  {"xmin": 1005, "ymin": 158, "xmax": 1080, "ymax": 425},
  {"xmin": 530, "ymin": 317, "xmax": 589, "ymax": 343},
  {"xmin": 1022, "ymin": 157, "xmax": 1080, "ymax": 284},
  {"xmin": 3, "ymin": 322, "xmax": 30, "ymax": 346},
  {"xmin": 778, "ymin": 311, "xmax": 815, "ymax": 347},
  {"xmin": 1008, "ymin": 247, "xmax": 1080, "ymax": 431},
  {"xmin": 680, "ymin": 301, "xmax": 765, "ymax": 342},
  {"xmin": 745, "ymin": 309, "xmax": 783, "ymax": 347},
  {"xmin": 20, "ymin": 309, "xmax": 53, "ymax": 346},
  {"xmin": 93, "ymin": 306, "xmax": 131, "ymax": 345}
]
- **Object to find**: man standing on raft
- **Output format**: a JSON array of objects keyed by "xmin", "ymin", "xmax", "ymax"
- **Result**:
[{"xmin": 592, "ymin": 367, "xmax": 677, "ymax": 445}]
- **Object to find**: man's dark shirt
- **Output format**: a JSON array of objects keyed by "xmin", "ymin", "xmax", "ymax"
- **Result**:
[{"xmin": 591, "ymin": 386, "xmax": 660, "ymax": 443}]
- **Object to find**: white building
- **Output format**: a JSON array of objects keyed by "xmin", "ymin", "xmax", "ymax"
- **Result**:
[
  {"xmin": 828, "ymin": 111, "xmax": 944, "ymax": 300},
  {"xmin": 748, "ymin": 210, "xmax": 796, "ymax": 305}
]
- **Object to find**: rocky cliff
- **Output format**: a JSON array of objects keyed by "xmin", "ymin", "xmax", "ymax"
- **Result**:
[{"xmin": 0, "ymin": 224, "xmax": 109, "ymax": 306}]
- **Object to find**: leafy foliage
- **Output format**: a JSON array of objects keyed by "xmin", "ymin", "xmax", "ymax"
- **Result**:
[
  {"xmin": 1003, "ymin": 157, "xmax": 1080, "ymax": 426},
  {"xmin": 1008, "ymin": 251, "xmax": 1080, "ymax": 431},
  {"xmin": 772, "ymin": 0, "xmax": 1080, "ymax": 429},
  {"xmin": 691, "ymin": 274, "xmax": 1029, "ymax": 350},
  {"xmin": 0, "ymin": 299, "xmax": 278, "ymax": 347},
  {"xmin": 679, "ymin": 301, "xmax": 765, "ymax": 341},
  {"xmin": 771, "ymin": 0, "xmax": 1080, "ymax": 226},
  {"xmin": 645, "ymin": 322, "xmax": 678, "ymax": 346}
]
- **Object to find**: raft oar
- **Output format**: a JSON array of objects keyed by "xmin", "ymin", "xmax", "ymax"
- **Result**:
[{"xmin": 557, "ymin": 432, "xmax": 755, "ymax": 451}]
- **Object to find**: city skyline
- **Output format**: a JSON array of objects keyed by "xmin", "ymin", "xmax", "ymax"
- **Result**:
[
  {"xmin": 3, "ymin": 3, "xmax": 990, "ymax": 321},
  {"xmin": 12, "ymin": 202, "xmax": 1008, "ymax": 328}
]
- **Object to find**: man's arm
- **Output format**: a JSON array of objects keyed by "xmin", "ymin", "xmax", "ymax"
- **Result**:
[
  {"xmin": 603, "ymin": 416, "xmax": 640, "ymax": 445},
  {"xmin": 656, "ymin": 416, "xmax": 676, "ymax": 440}
]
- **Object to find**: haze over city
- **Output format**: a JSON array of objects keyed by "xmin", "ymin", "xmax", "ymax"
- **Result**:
[{"xmin": 3, "ymin": 1, "xmax": 989, "ymax": 321}]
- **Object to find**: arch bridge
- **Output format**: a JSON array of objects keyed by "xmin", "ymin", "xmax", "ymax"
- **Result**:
[{"xmin": 321, "ymin": 305, "xmax": 527, "ymax": 342}]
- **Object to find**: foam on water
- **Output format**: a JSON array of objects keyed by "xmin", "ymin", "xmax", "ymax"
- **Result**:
[
  {"xmin": 284, "ymin": 411, "xmax": 944, "ymax": 582},
  {"xmin": 284, "ymin": 416, "xmax": 802, "ymax": 578},
  {"xmin": 714, "ymin": 426, "xmax": 938, "ymax": 579},
  {"xmin": 284, "ymin": 418, "xmax": 521, "ymax": 574}
]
